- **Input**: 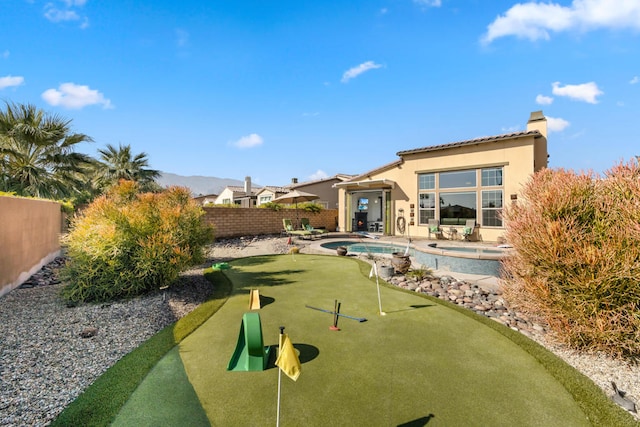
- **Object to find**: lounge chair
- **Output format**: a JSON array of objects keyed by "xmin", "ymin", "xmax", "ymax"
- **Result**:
[
  {"xmin": 300, "ymin": 218, "xmax": 328, "ymax": 237},
  {"xmin": 428, "ymin": 219, "xmax": 444, "ymax": 240},
  {"xmin": 282, "ymin": 219, "xmax": 313, "ymax": 239},
  {"xmin": 462, "ymin": 219, "xmax": 477, "ymax": 241}
]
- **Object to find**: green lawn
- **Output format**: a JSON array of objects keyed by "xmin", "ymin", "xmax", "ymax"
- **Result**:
[{"xmin": 56, "ymin": 254, "xmax": 636, "ymax": 426}]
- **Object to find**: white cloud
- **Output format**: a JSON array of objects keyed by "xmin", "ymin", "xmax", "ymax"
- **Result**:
[
  {"xmin": 482, "ymin": 0, "xmax": 640, "ymax": 44},
  {"xmin": 414, "ymin": 0, "xmax": 442, "ymax": 7},
  {"xmin": 2, "ymin": 50, "xmax": 9, "ymax": 59},
  {"xmin": 341, "ymin": 61, "xmax": 383, "ymax": 83},
  {"xmin": 501, "ymin": 125, "xmax": 521, "ymax": 133},
  {"xmin": 309, "ymin": 170, "xmax": 329, "ymax": 181},
  {"xmin": 0, "ymin": 75, "xmax": 25, "ymax": 89},
  {"xmin": 536, "ymin": 94, "xmax": 554, "ymax": 105},
  {"xmin": 44, "ymin": 1, "xmax": 89, "ymax": 28},
  {"xmin": 630, "ymin": 76, "xmax": 640, "ymax": 84},
  {"xmin": 62, "ymin": 0, "xmax": 87, "ymax": 6},
  {"xmin": 380, "ymin": 8, "xmax": 388, "ymax": 15},
  {"xmin": 45, "ymin": 7, "xmax": 80, "ymax": 23},
  {"xmin": 231, "ymin": 133, "xmax": 263, "ymax": 149},
  {"xmin": 546, "ymin": 116, "xmax": 570, "ymax": 132},
  {"xmin": 41, "ymin": 83, "xmax": 113, "ymax": 109},
  {"xmin": 552, "ymin": 81, "xmax": 603, "ymax": 104}
]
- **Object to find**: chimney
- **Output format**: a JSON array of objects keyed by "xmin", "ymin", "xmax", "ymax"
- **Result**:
[
  {"xmin": 527, "ymin": 111, "xmax": 547, "ymax": 139},
  {"xmin": 244, "ymin": 176, "xmax": 252, "ymax": 195},
  {"xmin": 527, "ymin": 111, "xmax": 549, "ymax": 171},
  {"xmin": 291, "ymin": 178, "xmax": 298, "ymax": 184}
]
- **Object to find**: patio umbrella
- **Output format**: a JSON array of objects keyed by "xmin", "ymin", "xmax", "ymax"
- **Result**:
[{"xmin": 273, "ymin": 190, "xmax": 320, "ymax": 228}]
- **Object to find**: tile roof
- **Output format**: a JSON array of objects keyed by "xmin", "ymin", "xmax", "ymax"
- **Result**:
[
  {"xmin": 396, "ymin": 130, "xmax": 541, "ymax": 156},
  {"xmin": 258, "ymin": 186, "xmax": 289, "ymax": 193},
  {"xmin": 288, "ymin": 173, "xmax": 356, "ymax": 188}
]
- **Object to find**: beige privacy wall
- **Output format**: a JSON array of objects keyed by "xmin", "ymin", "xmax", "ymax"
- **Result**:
[
  {"xmin": 0, "ymin": 196, "xmax": 62, "ymax": 297},
  {"xmin": 202, "ymin": 207, "xmax": 338, "ymax": 238}
]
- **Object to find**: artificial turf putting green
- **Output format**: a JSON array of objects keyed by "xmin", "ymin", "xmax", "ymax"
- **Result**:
[{"xmin": 113, "ymin": 254, "xmax": 599, "ymax": 426}]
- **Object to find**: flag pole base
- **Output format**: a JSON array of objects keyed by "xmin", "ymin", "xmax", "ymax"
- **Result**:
[{"xmin": 329, "ymin": 326, "xmax": 340, "ymax": 331}]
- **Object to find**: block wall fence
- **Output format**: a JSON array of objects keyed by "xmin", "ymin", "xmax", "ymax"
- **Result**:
[
  {"xmin": 202, "ymin": 207, "xmax": 339, "ymax": 238},
  {"xmin": 0, "ymin": 196, "xmax": 63, "ymax": 297}
]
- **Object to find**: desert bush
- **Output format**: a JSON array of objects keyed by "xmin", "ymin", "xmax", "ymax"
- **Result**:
[
  {"xmin": 406, "ymin": 265, "xmax": 433, "ymax": 281},
  {"xmin": 502, "ymin": 161, "xmax": 640, "ymax": 357},
  {"xmin": 61, "ymin": 180, "xmax": 214, "ymax": 303}
]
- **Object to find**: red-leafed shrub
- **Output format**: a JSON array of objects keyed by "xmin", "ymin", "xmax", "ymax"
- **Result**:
[
  {"xmin": 502, "ymin": 161, "xmax": 640, "ymax": 358},
  {"xmin": 61, "ymin": 180, "xmax": 214, "ymax": 303}
]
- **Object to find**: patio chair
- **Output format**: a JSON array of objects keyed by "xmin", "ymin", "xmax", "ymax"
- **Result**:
[
  {"xmin": 282, "ymin": 219, "xmax": 313, "ymax": 239},
  {"xmin": 462, "ymin": 219, "xmax": 477, "ymax": 241},
  {"xmin": 428, "ymin": 219, "xmax": 444, "ymax": 240},
  {"xmin": 300, "ymin": 218, "xmax": 328, "ymax": 236}
]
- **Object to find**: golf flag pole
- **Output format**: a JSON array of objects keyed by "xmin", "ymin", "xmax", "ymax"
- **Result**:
[
  {"xmin": 276, "ymin": 326, "xmax": 302, "ymax": 426},
  {"xmin": 276, "ymin": 326, "xmax": 284, "ymax": 427},
  {"xmin": 370, "ymin": 262, "xmax": 385, "ymax": 315}
]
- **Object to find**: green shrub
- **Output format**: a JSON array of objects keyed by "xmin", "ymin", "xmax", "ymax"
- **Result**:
[
  {"xmin": 259, "ymin": 201, "xmax": 282, "ymax": 211},
  {"xmin": 60, "ymin": 181, "xmax": 214, "ymax": 303},
  {"xmin": 300, "ymin": 202, "xmax": 322, "ymax": 213},
  {"xmin": 502, "ymin": 161, "xmax": 640, "ymax": 358}
]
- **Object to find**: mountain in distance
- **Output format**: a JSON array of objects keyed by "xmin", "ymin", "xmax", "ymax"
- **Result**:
[{"xmin": 156, "ymin": 172, "xmax": 258, "ymax": 196}]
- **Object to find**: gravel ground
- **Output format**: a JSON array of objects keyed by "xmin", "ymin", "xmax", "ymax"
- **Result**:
[{"xmin": 0, "ymin": 235, "xmax": 637, "ymax": 425}]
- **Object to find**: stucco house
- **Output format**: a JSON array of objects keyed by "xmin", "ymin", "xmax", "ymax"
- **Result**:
[
  {"xmin": 255, "ymin": 186, "xmax": 290, "ymax": 206},
  {"xmin": 215, "ymin": 177, "xmax": 260, "ymax": 207},
  {"xmin": 192, "ymin": 193, "xmax": 218, "ymax": 206},
  {"xmin": 334, "ymin": 111, "xmax": 548, "ymax": 243},
  {"xmin": 287, "ymin": 174, "xmax": 354, "ymax": 209}
]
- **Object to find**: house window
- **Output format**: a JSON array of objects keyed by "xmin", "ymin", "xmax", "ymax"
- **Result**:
[
  {"xmin": 418, "ymin": 173, "xmax": 435, "ymax": 225},
  {"xmin": 440, "ymin": 192, "xmax": 476, "ymax": 225},
  {"xmin": 417, "ymin": 167, "xmax": 503, "ymax": 227},
  {"xmin": 259, "ymin": 196, "xmax": 272, "ymax": 204},
  {"xmin": 440, "ymin": 170, "xmax": 476, "ymax": 189},
  {"xmin": 482, "ymin": 168, "xmax": 503, "ymax": 186},
  {"xmin": 419, "ymin": 173, "xmax": 435, "ymax": 190},
  {"xmin": 418, "ymin": 193, "xmax": 436, "ymax": 223},
  {"xmin": 482, "ymin": 190, "xmax": 503, "ymax": 227}
]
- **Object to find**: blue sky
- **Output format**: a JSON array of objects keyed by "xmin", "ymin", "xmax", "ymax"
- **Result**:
[{"xmin": 2, "ymin": 0, "xmax": 639, "ymax": 186}]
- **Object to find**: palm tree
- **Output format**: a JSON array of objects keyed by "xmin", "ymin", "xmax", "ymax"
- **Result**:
[
  {"xmin": 0, "ymin": 102, "xmax": 94, "ymax": 199},
  {"xmin": 94, "ymin": 143, "xmax": 160, "ymax": 191}
]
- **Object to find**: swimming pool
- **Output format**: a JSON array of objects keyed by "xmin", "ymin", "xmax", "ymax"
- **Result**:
[
  {"xmin": 321, "ymin": 240, "xmax": 412, "ymax": 255},
  {"xmin": 320, "ymin": 240, "xmax": 507, "ymax": 277}
]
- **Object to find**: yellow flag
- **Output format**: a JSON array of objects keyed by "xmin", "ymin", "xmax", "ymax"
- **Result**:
[{"xmin": 276, "ymin": 333, "xmax": 301, "ymax": 381}]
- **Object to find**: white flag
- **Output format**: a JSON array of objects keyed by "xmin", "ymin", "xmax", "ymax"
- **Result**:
[{"xmin": 369, "ymin": 263, "xmax": 378, "ymax": 278}]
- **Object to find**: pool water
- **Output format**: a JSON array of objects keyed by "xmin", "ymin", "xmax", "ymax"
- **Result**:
[
  {"xmin": 321, "ymin": 241, "xmax": 412, "ymax": 255},
  {"xmin": 321, "ymin": 240, "xmax": 504, "ymax": 277}
]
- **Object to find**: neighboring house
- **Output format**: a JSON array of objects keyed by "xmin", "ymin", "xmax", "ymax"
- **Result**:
[
  {"xmin": 286, "ymin": 174, "xmax": 354, "ymax": 209},
  {"xmin": 255, "ymin": 186, "xmax": 290, "ymax": 206},
  {"xmin": 193, "ymin": 193, "xmax": 218, "ymax": 206},
  {"xmin": 215, "ymin": 177, "xmax": 260, "ymax": 207},
  {"xmin": 334, "ymin": 111, "xmax": 548, "ymax": 242}
]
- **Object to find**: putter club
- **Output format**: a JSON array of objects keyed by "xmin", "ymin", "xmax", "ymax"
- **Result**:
[{"xmin": 305, "ymin": 304, "xmax": 367, "ymax": 322}]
